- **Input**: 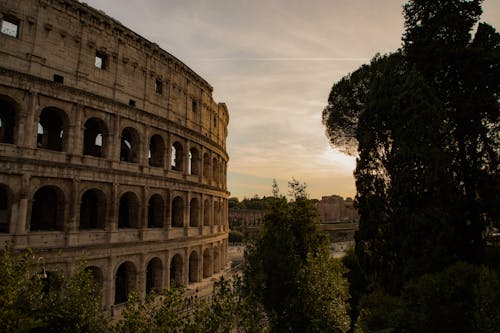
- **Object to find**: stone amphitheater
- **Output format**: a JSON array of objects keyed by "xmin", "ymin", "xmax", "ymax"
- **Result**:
[{"xmin": 0, "ymin": 0, "xmax": 229, "ymax": 313}]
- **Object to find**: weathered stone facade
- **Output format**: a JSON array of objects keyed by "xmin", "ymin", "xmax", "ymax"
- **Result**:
[
  {"xmin": 317, "ymin": 195, "xmax": 359, "ymax": 244},
  {"xmin": 316, "ymin": 195, "xmax": 358, "ymax": 224},
  {"xmin": 0, "ymin": 0, "xmax": 229, "ymax": 313},
  {"xmin": 228, "ymin": 208, "xmax": 266, "ymax": 240}
]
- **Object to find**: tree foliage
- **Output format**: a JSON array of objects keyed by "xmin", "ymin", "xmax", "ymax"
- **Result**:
[
  {"xmin": 322, "ymin": 0, "xmax": 500, "ymax": 296},
  {"xmin": 0, "ymin": 245, "xmax": 110, "ymax": 333},
  {"xmin": 244, "ymin": 180, "xmax": 351, "ymax": 332},
  {"xmin": 355, "ymin": 262, "xmax": 500, "ymax": 333}
]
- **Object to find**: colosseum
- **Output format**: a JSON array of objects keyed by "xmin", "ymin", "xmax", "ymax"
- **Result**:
[{"xmin": 0, "ymin": 0, "xmax": 229, "ymax": 313}]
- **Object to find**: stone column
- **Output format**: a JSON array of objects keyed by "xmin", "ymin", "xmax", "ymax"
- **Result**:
[
  {"xmin": 140, "ymin": 186, "xmax": 148, "ymax": 239},
  {"xmin": 183, "ymin": 247, "xmax": 189, "ymax": 286},
  {"xmin": 69, "ymin": 103, "xmax": 83, "ymax": 155},
  {"xmin": 137, "ymin": 254, "xmax": 146, "ymax": 301},
  {"xmin": 104, "ymin": 256, "xmax": 114, "ymax": 311}
]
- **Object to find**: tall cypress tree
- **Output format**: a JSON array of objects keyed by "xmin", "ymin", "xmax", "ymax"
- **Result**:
[{"xmin": 322, "ymin": 0, "xmax": 499, "ymax": 293}]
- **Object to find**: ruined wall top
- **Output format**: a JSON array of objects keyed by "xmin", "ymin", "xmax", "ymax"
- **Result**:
[{"xmin": 0, "ymin": 0, "xmax": 229, "ymax": 144}]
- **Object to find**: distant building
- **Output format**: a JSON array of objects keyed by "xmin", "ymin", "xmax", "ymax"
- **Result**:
[
  {"xmin": 229, "ymin": 208, "xmax": 266, "ymax": 240},
  {"xmin": 316, "ymin": 195, "xmax": 359, "ymax": 224},
  {"xmin": 316, "ymin": 195, "xmax": 359, "ymax": 248}
]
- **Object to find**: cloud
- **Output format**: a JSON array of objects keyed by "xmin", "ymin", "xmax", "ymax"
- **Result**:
[{"xmin": 83, "ymin": 0, "xmax": 500, "ymax": 199}]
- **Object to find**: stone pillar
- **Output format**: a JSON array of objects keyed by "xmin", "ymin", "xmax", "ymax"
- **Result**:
[
  {"xmin": 15, "ymin": 197, "xmax": 27, "ymax": 235},
  {"xmin": 111, "ymin": 116, "xmax": 121, "ymax": 162},
  {"xmin": 137, "ymin": 254, "xmax": 146, "ymax": 301},
  {"xmin": 104, "ymin": 256, "xmax": 114, "ymax": 311},
  {"xmin": 109, "ymin": 184, "xmax": 118, "ymax": 233},
  {"xmin": 183, "ymin": 247, "xmax": 189, "ymax": 286},
  {"xmin": 140, "ymin": 187, "xmax": 148, "ymax": 238},
  {"xmin": 183, "ymin": 192, "xmax": 189, "ymax": 236},
  {"xmin": 69, "ymin": 103, "xmax": 83, "ymax": 155},
  {"xmin": 26, "ymin": 92, "xmax": 39, "ymax": 148},
  {"xmin": 15, "ymin": 173, "xmax": 30, "ymax": 236},
  {"xmin": 165, "ymin": 251, "xmax": 171, "ymax": 290},
  {"xmin": 165, "ymin": 133, "xmax": 172, "ymax": 171}
]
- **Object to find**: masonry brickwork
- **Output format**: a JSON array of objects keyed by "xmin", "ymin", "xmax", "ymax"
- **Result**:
[{"xmin": 0, "ymin": 0, "xmax": 229, "ymax": 313}]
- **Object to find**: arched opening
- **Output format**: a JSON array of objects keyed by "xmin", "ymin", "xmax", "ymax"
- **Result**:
[
  {"xmin": 118, "ymin": 192, "xmax": 139, "ymax": 228},
  {"xmin": 148, "ymin": 134, "xmax": 165, "ymax": 167},
  {"xmin": 115, "ymin": 262, "xmax": 137, "ymax": 304},
  {"xmin": 171, "ymin": 196, "xmax": 184, "ymax": 228},
  {"xmin": 189, "ymin": 251, "xmax": 199, "ymax": 283},
  {"xmin": 189, "ymin": 198, "xmax": 200, "ymax": 227},
  {"xmin": 203, "ymin": 153, "xmax": 210, "ymax": 180},
  {"xmin": 79, "ymin": 189, "xmax": 106, "ymax": 229},
  {"xmin": 37, "ymin": 107, "xmax": 67, "ymax": 151},
  {"xmin": 85, "ymin": 266, "xmax": 104, "ymax": 293},
  {"xmin": 30, "ymin": 186, "xmax": 64, "ymax": 231},
  {"xmin": 0, "ymin": 185, "xmax": 10, "ymax": 232},
  {"xmin": 0, "ymin": 99, "xmax": 15, "ymax": 144},
  {"xmin": 171, "ymin": 141, "xmax": 184, "ymax": 171},
  {"xmin": 213, "ymin": 246, "xmax": 220, "ymax": 273},
  {"xmin": 147, "ymin": 194, "xmax": 164, "ymax": 228},
  {"xmin": 146, "ymin": 257, "xmax": 162, "ymax": 295},
  {"xmin": 120, "ymin": 127, "xmax": 139, "ymax": 163},
  {"xmin": 189, "ymin": 147, "xmax": 199, "ymax": 175},
  {"xmin": 169, "ymin": 254, "xmax": 183, "ymax": 287},
  {"xmin": 203, "ymin": 248, "xmax": 211, "ymax": 278},
  {"xmin": 203, "ymin": 199, "xmax": 210, "ymax": 226},
  {"xmin": 83, "ymin": 118, "xmax": 106, "ymax": 157}
]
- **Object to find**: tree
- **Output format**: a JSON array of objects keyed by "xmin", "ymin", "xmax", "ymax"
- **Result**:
[
  {"xmin": 0, "ymin": 246, "xmax": 111, "ymax": 333},
  {"xmin": 322, "ymin": 0, "xmax": 499, "ymax": 294},
  {"xmin": 243, "ymin": 180, "xmax": 351, "ymax": 332}
]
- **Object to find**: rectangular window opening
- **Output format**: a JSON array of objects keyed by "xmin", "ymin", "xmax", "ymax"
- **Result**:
[
  {"xmin": 155, "ymin": 79, "xmax": 163, "ymax": 94},
  {"xmin": 95, "ymin": 51, "xmax": 107, "ymax": 69},
  {"xmin": 192, "ymin": 100, "xmax": 197, "ymax": 113},
  {"xmin": 1, "ymin": 17, "xmax": 19, "ymax": 38},
  {"xmin": 53, "ymin": 74, "xmax": 64, "ymax": 84},
  {"xmin": 129, "ymin": 99, "xmax": 136, "ymax": 107}
]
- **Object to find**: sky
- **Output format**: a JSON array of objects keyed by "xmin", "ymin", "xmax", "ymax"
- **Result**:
[{"xmin": 84, "ymin": 0, "xmax": 500, "ymax": 200}]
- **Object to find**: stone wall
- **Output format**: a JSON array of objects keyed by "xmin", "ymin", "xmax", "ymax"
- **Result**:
[{"xmin": 0, "ymin": 0, "xmax": 229, "ymax": 313}]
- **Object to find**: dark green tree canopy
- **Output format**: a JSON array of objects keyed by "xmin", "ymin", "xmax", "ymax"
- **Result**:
[{"xmin": 323, "ymin": 0, "xmax": 499, "ymax": 294}]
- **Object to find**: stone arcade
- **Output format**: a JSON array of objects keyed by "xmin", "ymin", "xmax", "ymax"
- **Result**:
[{"xmin": 0, "ymin": 0, "xmax": 229, "ymax": 313}]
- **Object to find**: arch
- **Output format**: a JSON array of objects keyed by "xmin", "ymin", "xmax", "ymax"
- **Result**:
[
  {"xmin": 171, "ymin": 141, "xmax": 184, "ymax": 171},
  {"xmin": 203, "ymin": 153, "xmax": 210, "ymax": 180},
  {"xmin": 118, "ymin": 192, "xmax": 139, "ymax": 228},
  {"xmin": 0, "ymin": 185, "xmax": 10, "ymax": 232},
  {"xmin": 189, "ymin": 198, "xmax": 200, "ymax": 227},
  {"xmin": 189, "ymin": 147, "xmax": 199, "ymax": 175},
  {"xmin": 203, "ymin": 199, "xmax": 210, "ymax": 226},
  {"xmin": 37, "ymin": 107, "xmax": 67, "ymax": 151},
  {"xmin": 85, "ymin": 266, "xmax": 104, "ymax": 292},
  {"xmin": 30, "ymin": 186, "xmax": 65, "ymax": 231},
  {"xmin": 189, "ymin": 251, "xmax": 199, "ymax": 283},
  {"xmin": 146, "ymin": 257, "xmax": 162, "ymax": 295},
  {"xmin": 147, "ymin": 194, "xmax": 164, "ymax": 228},
  {"xmin": 148, "ymin": 134, "xmax": 165, "ymax": 167},
  {"xmin": 169, "ymin": 254, "xmax": 183, "ymax": 287},
  {"xmin": 203, "ymin": 248, "xmax": 211, "ymax": 278},
  {"xmin": 115, "ymin": 261, "xmax": 137, "ymax": 304},
  {"xmin": 83, "ymin": 117, "xmax": 107, "ymax": 157},
  {"xmin": 212, "ymin": 157, "xmax": 219, "ymax": 183},
  {"xmin": 79, "ymin": 189, "xmax": 106, "ymax": 229},
  {"xmin": 171, "ymin": 196, "xmax": 184, "ymax": 228},
  {"xmin": 120, "ymin": 127, "xmax": 140, "ymax": 163},
  {"xmin": 0, "ymin": 98, "xmax": 16, "ymax": 144}
]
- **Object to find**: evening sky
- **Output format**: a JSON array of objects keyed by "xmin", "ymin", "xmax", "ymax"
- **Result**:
[{"xmin": 84, "ymin": 0, "xmax": 500, "ymax": 199}]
